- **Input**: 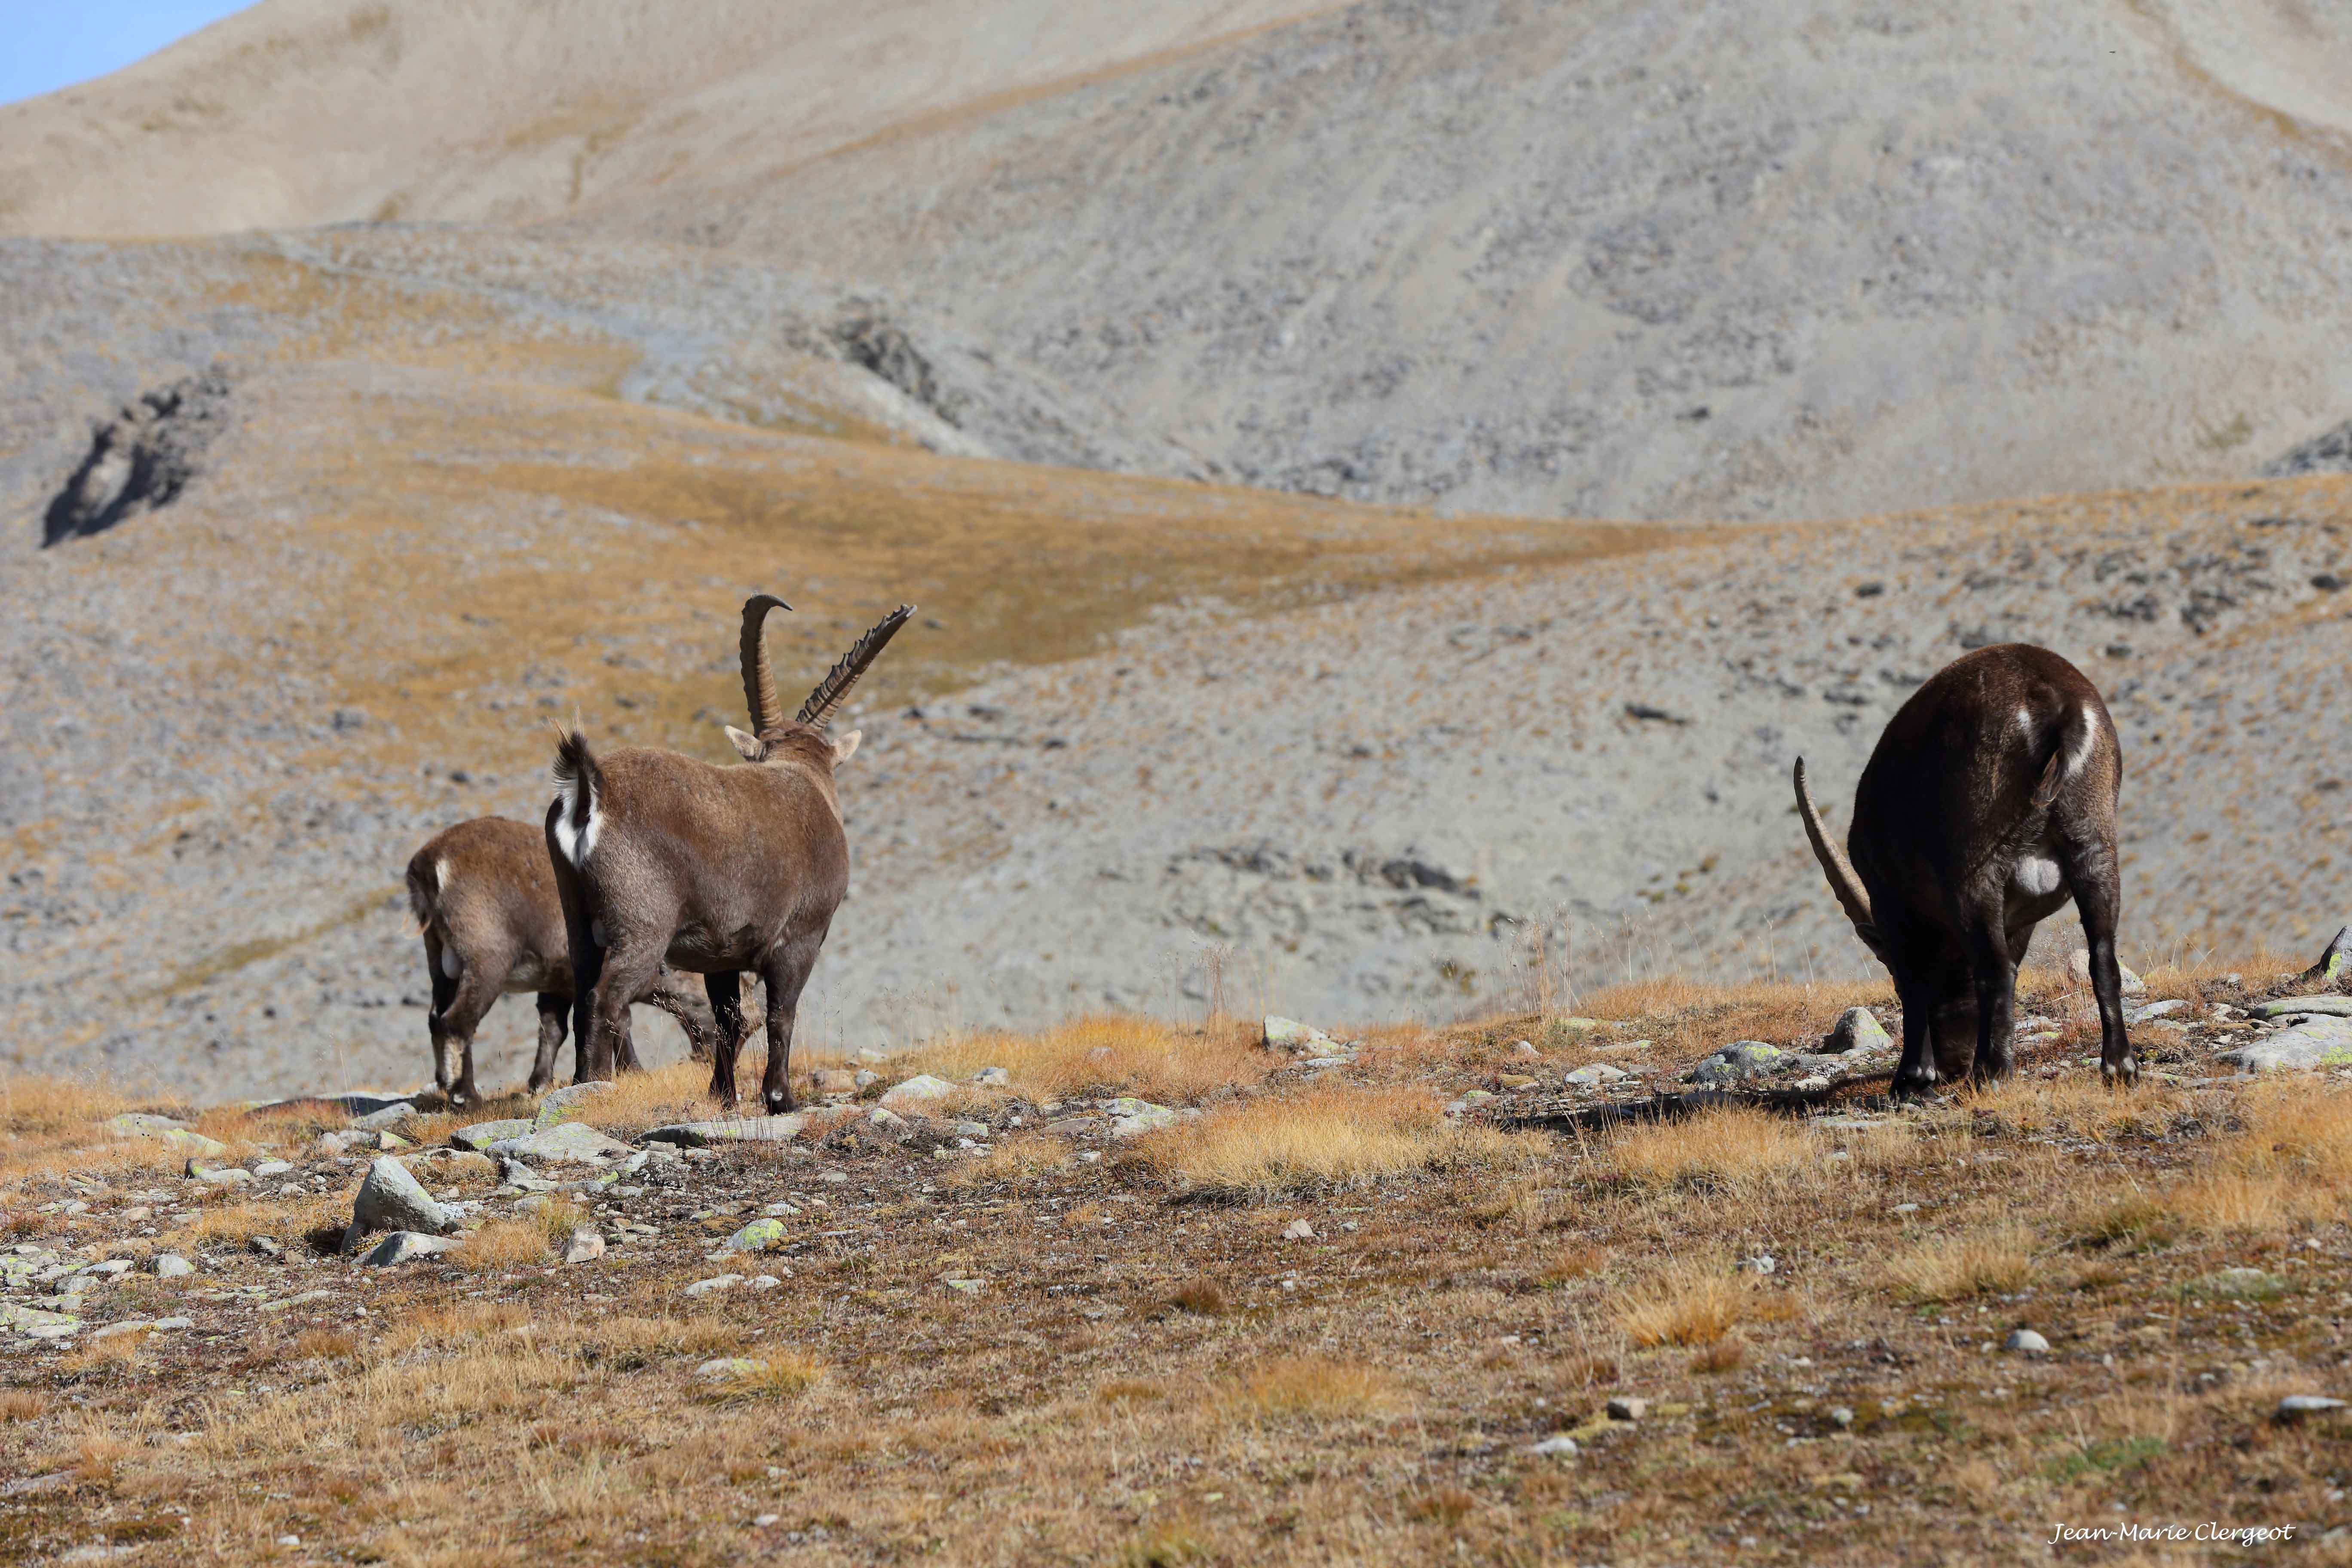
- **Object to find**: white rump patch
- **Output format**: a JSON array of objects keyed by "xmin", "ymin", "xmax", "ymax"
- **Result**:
[
  {"xmin": 2013, "ymin": 854, "xmax": 2064, "ymax": 898},
  {"xmin": 440, "ymin": 947, "xmax": 463, "ymax": 980},
  {"xmin": 434, "ymin": 857, "xmax": 450, "ymax": 892},
  {"xmin": 551, "ymin": 780, "xmax": 600, "ymax": 867},
  {"xmin": 2066, "ymin": 706, "xmax": 2102, "ymax": 776}
]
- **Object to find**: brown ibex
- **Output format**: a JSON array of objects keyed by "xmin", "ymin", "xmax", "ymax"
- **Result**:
[
  {"xmin": 405, "ymin": 817, "xmax": 721, "ymax": 1105},
  {"xmin": 547, "ymin": 597, "xmax": 913, "ymax": 1111},
  {"xmin": 1794, "ymin": 643, "xmax": 2133, "ymax": 1095}
]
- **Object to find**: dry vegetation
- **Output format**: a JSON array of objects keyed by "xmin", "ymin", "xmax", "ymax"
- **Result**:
[{"xmin": 5, "ymin": 968, "xmax": 2352, "ymax": 1564}]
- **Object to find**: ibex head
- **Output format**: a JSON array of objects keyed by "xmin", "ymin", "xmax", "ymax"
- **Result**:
[{"xmin": 724, "ymin": 596, "xmax": 915, "ymax": 769}]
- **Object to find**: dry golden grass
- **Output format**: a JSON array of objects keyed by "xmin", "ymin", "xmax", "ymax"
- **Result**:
[
  {"xmin": 698, "ymin": 1351, "xmax": 824, "ymax": 1403},
  {"xmin": 2162, "ymin": 1172, "xmax": 2296, "ymax": 1236},
  {"xmin": 1136, "ymin": 1083, "xmax": 1529, "ymax": 1194},
  {"xmin": 1569, "ymin": 978, "xmax": 1893, "ymax": 1064},
  {"xmin": 1616, "ymin": 1263, "xmax": 1750, "ymax": 1347},
  {"xmin": 2222, "ymin": 1079, "xmax": 2352, "ymax": 1184},
  {"xmin": 1607, "ymin": 1105, "xmax": 1816, "ymax": 1191},
  {"xmin": 1886, "ymin": 1224, "xmax": 2038, "ymax": 1301},
  {"xmin": 1965, "ymin": 1074, "xmax": 2184, "ymax": 1143},
  {"xmin": 448, "ymin": 1218, "xmax": 553, "ymax": 1269},
  {"xmin": 0, "ymin": 1073, "xmax": 133, "ymax": 1136},
  {"xmin": 903, "ymin": 1016, "xmax": 1275, "ymax": 1105},
  {"xmin": 522, "ymin": 1198, "xmax": 591, "ymax": 1246},
  {"xmin": 942, "ymin": 1132, "xmax": 1071, "ymax": 1188},
  {"xmin": 1217, "ymin": 1356, "xmax": 1399, "ymax": 1419},
  {"xmin": 1537, "ymin": 1244, "xmax": 1609, "ymax": 1286},
  {"xmin": 0, "ymin": 1389, "xmax": 49, "ymax": 1423},
  {"xmin": 171, "ymin": 1191, "xmax": 345, "ymax": 1249}
]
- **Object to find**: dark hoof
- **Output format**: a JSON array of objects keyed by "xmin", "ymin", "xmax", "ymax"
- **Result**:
[
  {"xmin": 766, "ymin": 1093, "xmax": 795, "ymax": 1116},
  {"xmin": 2101, "ymin": 1056, "xmax": 2140, "ymax": 1088},
  {"xmin": 1893, "ymin": 1069, "xmax": 1942, "ymax": 1100}
]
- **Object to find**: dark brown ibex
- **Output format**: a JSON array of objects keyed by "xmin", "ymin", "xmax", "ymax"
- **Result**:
[
  {"xmin": 547, "ymin": 597, "xmax": 913, "ymax": 1111},
  {"xmin": 405, "ymin": 817, "xmax": 720, "ymax": 1104},
  {"xmin": 1794, "ymin": 643, "xmax": 2134, "ymax": 1094}
]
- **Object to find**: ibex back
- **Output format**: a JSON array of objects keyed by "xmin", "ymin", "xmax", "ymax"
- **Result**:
[
  {"xmin": 547, "ymin": 597, "xmax": 913, "ymax": 1112},
  {"xmin": 1795, "ymin": 643, "xmax": 2134, "ymax": 1094}
]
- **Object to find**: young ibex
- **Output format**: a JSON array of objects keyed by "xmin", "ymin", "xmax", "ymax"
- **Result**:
[
  {"xmin": 547, "ymin": 597, "xmax": 913, "ymax": 1110},
  {"xmin": 405, "ymin": 817, "xmax": 720, "ymax": 1105},
  {"xmin": 1794, "ymin": 643, "xmax": 2134, "ymax": 1095}
]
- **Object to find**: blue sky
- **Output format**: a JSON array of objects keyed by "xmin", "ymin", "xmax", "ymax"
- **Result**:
[{"xmin": 1, "ymin": 2, "xmax": 255, "ymax": 107}]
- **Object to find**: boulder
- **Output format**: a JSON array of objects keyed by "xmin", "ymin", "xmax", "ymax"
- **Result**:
[
  {"xmin": 150, "ymin": 1254, "xmax": 194, "ymax": 1278},
  {"xmin": 186, "ymin": 1163, "xmax": 253, "ymax": 1187},
  {"xmin": 2299, "ymin": 924, "xmax": 2351, "ymax": 989},
  {"xmin": 1282, "ymin": 1219, "xmax": 1315, "ymax": 1240},
  {"xmin": 350, "ymin": 1102, "xmax": 418, "ymax": 1132},
  {"xmin": 2246, "ymin": 995, "xmax": 2352, "ymax": 1021},
  {"xmin": 536, "ymin": 1081, "xmax": 617, "ymax": 1128},
  {"xmin": 1821, "ymin": 1008, "xmax": 1893, "ymax": 1055},
  {"xmin": 2218, "ymin": 1015, "xmax": 2352, "ymax": 1074},
  {"xmin": 450, "ymin": 1118, "xmax": 535, "ymax": 1152},
  {"xmin": 2071, "ymin": 949, "xmax": 2145, "ymax": 995},
  {"xmin": 853, "ymin": 1070, "xmax": 880, "ymax": 1089},
  {"xmin": 347, "ymin": 1156, "xmax": 455, "ymax": 1245},
  {"xmin": 562, "ymin": 1228, "xmax": 606, "ymax": 1265},
  {"xmin": 879, "ymin": 1075, "xmax": 956, "ymax": 1112},
  {"xmin": 358, "ymin": 1231, "xmax": 460, "ymax": 1267},
  {"xmin": 107, "ymin": 1114, "xmax": 231, "ymax": 1161},
  {"xmin": 1565, "ymin": 1063, "xmax": 1629, "ymax": 1087},
  {"xmin": 1105, "ymin": 1097, "xmax": 1177, "ymax": 1137},
  {"xmin": 487, "ymin": 1123, "xmax": 634, "ymax": 1164},
  {"xmin": 251, "ymin": 1160, "xmax": 295, "ymax": 1179},
  {"xmin": 641, "ymin": 1114, "xmax": 808, "ymax": 1148},
  {"xmin": 1262, "ymin": 1017, "xmax": 1331, "ymax": 1052}
]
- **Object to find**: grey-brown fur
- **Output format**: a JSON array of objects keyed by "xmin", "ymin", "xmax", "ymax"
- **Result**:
[
  {"xmin": 404, "ymin": 816, "xmax": 717, "ymax": 1104},
  {"xmin": 1795, "ymin": 643, "xmax": 2133, "ymax": 1095},
  {"xmin": 547, "ymin": 598, "xmax": 913, "ymax": 1111}
]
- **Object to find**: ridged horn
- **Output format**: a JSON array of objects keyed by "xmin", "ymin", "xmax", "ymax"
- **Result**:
[
  {"xmin": 740, "ymin": 594, "xmax": 791, "ymax": 734},
  {"xmin": 1794, "ymin": 757, "xmax": 1886, "ymax": 959},
  {"xmin": 797, "ymin": 605, "xmax": 916, "ymax": 727}
]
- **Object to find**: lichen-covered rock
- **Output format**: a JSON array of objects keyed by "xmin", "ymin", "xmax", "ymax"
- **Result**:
[
  {"xmin": 642, "ymin": 1114, "xmax": 808, "ymax": 1147},
  {"xmin": 2300, "ymin": 924, "xmax": 2351, "ymax": 989},
  {"xmin": 536, "ymin": 1081, "xmax": 617, "ymax": 1128},
  {"xmin": 879, "ymin": 1074, "xmax": 956, "ymax": 1112},
  {"xmin": 1262, "ymin": 1017, "xmax": 1331, "ymax": 1051},
  {"xmin": 1821, "ymin": 1007, "xmax": 1893, "ymax": 1055},
  {"xmin": 359, "ymin": 1231, "xmax": 460, "ymax": 1266},
  {"xmin": 2247, "ymin": 995, "xmax": 2352, "ymax": 1021},
  {"xmin": 1565, "ymin": 1063, "xmax": 1629, "ymax": 1087},
  {"xmin": 1106, "ymin": 1097, "xmax": 1176, "ymax": 1137},
  {"xmin": 722, "ymin": 1217, "xmax": 786, "ymax": 1254},
  {"xmin": 450, "ymin": 1118, "xmax": 535, "ymax": 1152},
  {"xmin": 2219, "ymin": 1015, "xmax": 2352, "ymax": 1073},
  {"xmin": 486, "ymin": 1123, "xmax": 634, "ymax": 1164}
]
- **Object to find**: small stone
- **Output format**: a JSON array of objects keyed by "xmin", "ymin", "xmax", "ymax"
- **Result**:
[
  {"xmin": 809, "ymin": 1069, "xmax": 859, "ymax": 1096},
  {"xmin": 1822, "ymin": 1007, "xmax": 1893, "ymax": 1055},
  {"xmin": 107, "ymin": 1115, "xmax": 233, "ymax": 1162},
  {"xmin": 248, "ymin": 1236, "xmax": 282, "ymax": 1259},
  {"xmin": 748, "ymin": 1275, "xmax": 783, "ymax": 1291},
  {"xmin": 151, "ymin": 1254, "xmax": 194, "ymax": 1278},
  {"xmin": 1497, "ymin": 1073, "xmax": 1538, "ymax": 1090},
  {"xmin": 348, "ymin": 1157, "xmax": 455, "ymax": 1243},
  {"xmin": 450, "ymin": 1118, "xmax": 536, "ymax": 1152},
  {"xmin": 1828, "ymin": 1406, "xmax": 1855, "ymax": 1428},
  {"xmin": 536, "ymin": 1081, "xmax": 617, "ymax": 1127},
  {"xmin": 853, "ymin": 1070, "xmax": 879, "ymax": 1089},
  {"xmin": 1512, "ymin": 1040, "xmax": 1540, "ymax": 1058},
  {"xmin": 855, "ymin": 1048, "xmax": 887, "ymax": 1065},
  {"xmin": 1528, "ymin": 1435, "xmax": 1579, "ymax": 1456},
  {"xmin": 1738, "ymin": 1254, "xmax": 1775, "ymax": 1275},
  {"xmin": 866, "ymin": 1106, "xmax": 910, "ymax": 1131},
  {"xmin": 684, "ymin": 1274, "xmax": 743, "ymax": 1297},
  {"xmin": 968, "ymin": 1066, "xmax": 1011, "ymax": 1087},
  {"xmin": 187, "ymin": 1163, "xmax": 254, "ymax": 1187},
  {"xmin": 89, "ymin": 1319, "xmax": 153, "ymax": 1340},
  {"xmin": 754, "ymin": 1512, "xmax": 782, "ymax": 1527},
  {"xmin": 251, "ymin": 1160, "xmax": 295, "ymax": 1179},
  {"xmin": 696, "ymin": 1356, "xmax": 765, "ymax": 1381},
  {"xmin": 1283, "ymin": 1219, "xmax": 1316, "ymax": 1240},
  {"xmin": 80, "ymin": 1259, "xmax": 132, "ymax": 1278},
  {"xmin": 150, "ymin": 1317, "xmax": 193, "ymax": 1331},
  {"xmin": 723, "ymin": 1218, "xmax": 786, "ymax": 1254},
  {"xmin": 350, "ymin": 1102, "xmax": 417, "ymax": 1132},
  {"xmin": 879, "ymin": 1074, "xmax": 956, "ymax": 1112},
  {"xmin": 370, "ymin": 1132, "xmax": 411, "ymax": 1152},
  {"xmin": 358, "ymin": 1231, "xmax": 459, "ymax": 1266},
  {"xmin": 1606, "ymin": 1397, "xmax": 1648, "ymax": 1422},
  {"xmin": 1891, "ymin": 1203, "xmax": 1921, "ymax": 1215},
  {"xmin": 1262, "ymin": 1017, "xmax": 1331, "ymax": 1052},
  {"xmin": 1565, "ymin": 1063, "xmax": 1628, "ymax": 1087},
  {"xmin": 943, "ymin": 1277, "xmax": 985, "ymax": 1294},
  {"xmin": 2277, "ymin": 1394, "xmax": 2348, "ymax": 1421},
  {"xmin": 951, "ymin": 1119, "xmax": 989, "ymax": 1138},
  {"xmin": 562, "ymin": 1227, "xmax": 606, "ymax": 1264},
  {"xmin": 2005, "ymin": 1329, "xmax": 2051, "ymax": 1355},
  {"xmin": 1684, "ymin": 1042, "xmax": 1789, "ymax": 1086}
]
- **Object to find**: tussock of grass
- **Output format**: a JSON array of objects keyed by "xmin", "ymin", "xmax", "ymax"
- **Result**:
[
  {"xmin": 522, "ymin": 1199, "xmax": 591, "ymax": 1246},
  {"xmin": 1617, "ymin": 1264, "xmax": 1749, "ymax": 1347},
  {"xmin": 943, "ymin": 1133, "xmax": 1071, "ymax": 1189},
  {"xmin": 1887, "ymin": 1224, "xmax": 2037, "ymax": 1301},
  {"xmin": 903, "ymin": 1015, "xmax": 1273, "ymax": 1105},
  {"xmin": 1608, "ymin": 1106, "xmax": 1814, "ymax": 1191},
  {"xmin": 0, "ymin": 1390, "xmax": 49, "ymax": 1423},
  {"xmin": 172, "ymin": 1191, "xmax": 346, "ymax": 1249},
  {"xmin": 699, "ymin": 1351, "xmax": 823, "ymax": 1403},
  {"xmin": 2224, "ymin": 1081, "xmax": 2352, "ymax": 1185},
  {"xmin": 1569, "ymin": 979, "xmax": 1893, "ymax": 1064},
  {"xmin": 1137, "ymin": 1084, "xmax": 1526, "ymax": 1194},
  {"xmin": 0, "ymin": 1074, "xmax": 133, "ymax": 1136},
  {"xmin": 2162, "ymin": 1172, "xmax": 2294, "ymax": 1236},
  {"xmin": 1217, "ymin": 1356, "xmax": 1398, "ymax": 1419},
  {"xmin": 449, "ymin": 1219, "xmax": 553, "ymax": 1269}
]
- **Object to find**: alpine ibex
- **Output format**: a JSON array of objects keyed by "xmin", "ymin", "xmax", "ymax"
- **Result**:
[
  {"xmin": 1795, "ymin": 643, "xmax": 2134, "ymax": 1094},
  {"xmin": 405, "ymin": 817, "xmax": 721, "ymax": 1104},
  {"xmin": 547, "ymin": 597, "xmax": 913, "ymax": 1111}
]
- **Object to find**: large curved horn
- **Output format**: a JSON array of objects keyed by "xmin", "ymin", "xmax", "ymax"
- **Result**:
[
  {"xmin": 740, "ymin": 594, "xmax": 791, "ymax": 733},
  {"xmin": 1794, "ymin": 757, "xmax": 1886, "ymax": 959},
  {"xmin": 798, "ymin": 604, "xmax": 916, "ymax": 727}
]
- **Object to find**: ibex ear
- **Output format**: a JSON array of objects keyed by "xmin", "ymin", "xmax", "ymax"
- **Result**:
[
  {"xmin": 724, "ymin": 725, "xmax": 765, "ymax": 762},
  {"xmin": 832, "ymin": 729, "xmax": 862, "ymax": 766}
]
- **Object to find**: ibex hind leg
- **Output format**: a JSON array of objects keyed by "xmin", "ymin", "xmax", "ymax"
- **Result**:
[
  {"xmin": 435, "ymin": 962, "xmax": 508, "ymax": 1108},
  {"xmin": 1963, "ymin": 916, "xmax": 2020, "ymax": 1087},
  {"xmin": 586, "ymin": 938, "xmax": 664, "ymax": 1084},
  {"xmin": 529, "ymin": 993, "xmax": 569, "ymax": 1096},
  {"xmin": 423, "ymin": 931, "xmax": 459, "ymax": 1097},
  {"xmin": 756, "ymin": 934, "xmax": 827, "ymax": 1117},
  {"xmin": 2061, "ymin": 842, "xmax": 2136, "ymax": 1087}
]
